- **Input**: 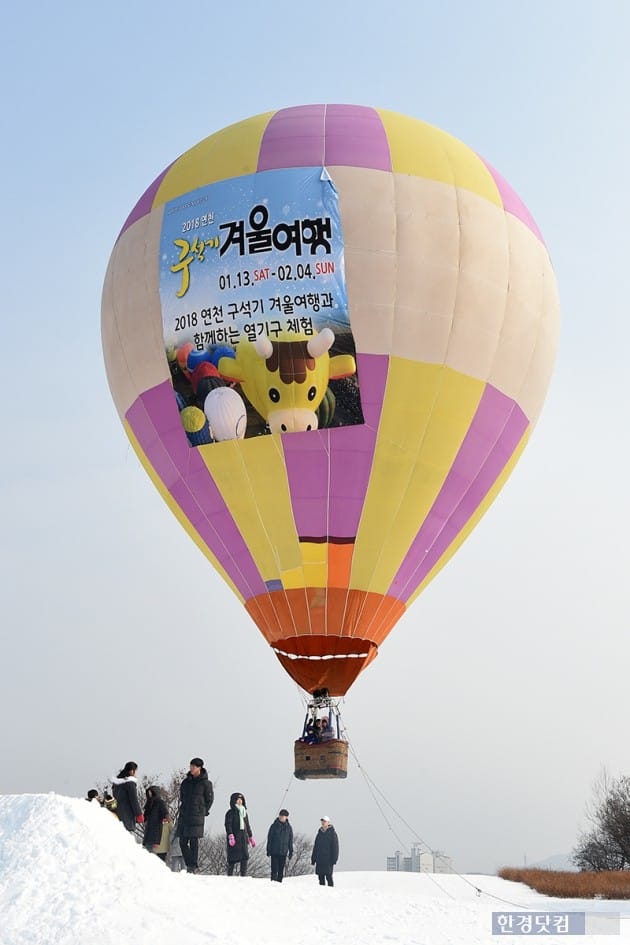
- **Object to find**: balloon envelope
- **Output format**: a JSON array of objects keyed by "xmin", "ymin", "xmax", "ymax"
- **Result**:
[
  {"xmin": 204, "ymin": 387, "xmax": 247, "ymax": 441},
  {"xmin": 101, "ymin": 104, "xmax": 559, "ymax": 696}
]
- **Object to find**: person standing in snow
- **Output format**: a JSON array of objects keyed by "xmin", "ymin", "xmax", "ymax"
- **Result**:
[
  {"xmin": 102, "ymin": 791, "xmax": 118, "ymax": 815},
  {"xmin": 142, "ymin": 785, "xmax": 170, "ymax": 861},
  {"xmin": 311, "ymin": 815, "xmax": 339, "ymax": 887},
  {"xmin": 178, "ymin": 757, "xmax": 214, "ymax": 874},
  {"xmin": 225, "ymin": 792, "xmax": 255, "ymax": 877},
  {"xmin": 266, "ymin": 808, "xmax": 293, "ymax": 882},
  {"xmin": 112, "ymin": 762, "xmax": 144, "ymax": 833},
  {"xmin": 85, "ymin": 789, "xmax": 101, "ymax": 804},
  {"xmin": 168, "ymin": 830, "xmax": 186, "ymax": 872}
]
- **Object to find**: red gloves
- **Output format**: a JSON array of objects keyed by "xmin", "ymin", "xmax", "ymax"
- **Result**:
[
  {"xmin": 249, "ymin": 837, "xmax": 256, "ymax": 847},
  {"xmin": 228, "ymin": 834, "xmax": 236, "ymax": 846},
  {"xmin": 136, "ymin": 814, "xmax": 145, "ymax": 824}
]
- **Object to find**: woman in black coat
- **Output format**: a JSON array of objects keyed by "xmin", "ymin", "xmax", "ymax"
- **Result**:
[
  {"xmin": 143, "ymin": 785, "xmax": 169, "ymax": 860},
  {"xmin": 311, "ymin": 816, "xmax": 339, "ymax": 886},
  {"xmin": 112, "ymin": 761, "xmax": 143, "ymax": 833},
  {"xmin": 225, "ymin": 792, "xmax": 254, "ymax": 876}
]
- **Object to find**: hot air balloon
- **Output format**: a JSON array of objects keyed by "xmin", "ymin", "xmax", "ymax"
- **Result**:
[
  {"xmin": 101, "ymin": 105, "xmax": 559, "ymax": 779},
  {"xmin": 203, "ymin": 387, "xmax": 247, "ymax": 442}
]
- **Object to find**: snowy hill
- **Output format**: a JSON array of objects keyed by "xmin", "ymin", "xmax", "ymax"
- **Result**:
[{"xmin": 0, "ymin": 794, "xmax": 627, "ymax": 945}]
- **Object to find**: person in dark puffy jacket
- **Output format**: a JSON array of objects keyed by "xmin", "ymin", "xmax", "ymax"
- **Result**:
[
  {"xmin": 178, "ymin": 757, "xmax": 214, "ymax": 873},
  {"xmin": 225, "ymin": 792, "xmax": 255, "ymax": 876},
  {"xmin": 266, "ymin": 808, "xmax": 293, "ymax": 882},
  {"xmin": 311, "ymin": 815, "xmax": 339, "ymax": 886},
  {"xmin": 143, "ymin": 785, "xmax": 170, "ymax": 861},
  {"xmin": 112, "ymin": 762, "xmax": 143, "ymax": 833}
]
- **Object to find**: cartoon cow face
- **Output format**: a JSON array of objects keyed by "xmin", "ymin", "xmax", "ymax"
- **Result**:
[{"xmin": 217, "ymin": 328, "xmax": 356, "ymax": 434}]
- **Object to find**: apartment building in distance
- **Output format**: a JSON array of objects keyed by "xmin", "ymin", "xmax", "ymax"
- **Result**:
[{"xmin": 386, "ymin": 843, "xmax": 453, "ymax": 873}]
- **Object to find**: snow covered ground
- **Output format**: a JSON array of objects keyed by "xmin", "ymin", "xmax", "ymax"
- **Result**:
[{"xmin": 1, "ymin": 794, "xmax": 628, "ymax": 945}]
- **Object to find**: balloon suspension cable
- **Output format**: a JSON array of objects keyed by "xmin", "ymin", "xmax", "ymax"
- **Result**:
[
  {"xmin": 294, "ymin": 682, "xmax": 311, "ymax": 710},
  {"xmin": 338, "ymin": 710, "xmax": 530, "ymax": 910}
]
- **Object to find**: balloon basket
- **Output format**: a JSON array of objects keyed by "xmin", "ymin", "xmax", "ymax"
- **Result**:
[{"xmin": 293, "ymin": 738, "xmax": 348, "ymax": 780}]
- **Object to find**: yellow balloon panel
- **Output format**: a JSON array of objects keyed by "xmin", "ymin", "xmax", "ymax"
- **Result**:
[
  {"xmin": 351, "ymin": 361, "xmax": 485, "ymax": 595},
  {"xmin": 376, "ymin": 108, "xmax": 502, "ymax": 204}
]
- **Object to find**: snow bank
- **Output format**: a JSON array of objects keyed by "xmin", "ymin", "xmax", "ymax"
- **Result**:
[{"xmin": 0, "ymin": 794, "xmax": 628, "ymax": 945}]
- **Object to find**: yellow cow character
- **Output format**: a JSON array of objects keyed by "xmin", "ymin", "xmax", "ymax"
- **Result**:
[{"xmin": 217, "ymin": 328, "xmax": 356, "ymax": 434}]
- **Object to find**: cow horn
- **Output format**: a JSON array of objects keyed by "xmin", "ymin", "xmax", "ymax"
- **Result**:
[
  {"xmin": 253, "ymin": 336, "xmax": 274, "ymax": 359},
  {"xmin": 307, "ymin": 328, "xmax": 334, "ymax": 358}
]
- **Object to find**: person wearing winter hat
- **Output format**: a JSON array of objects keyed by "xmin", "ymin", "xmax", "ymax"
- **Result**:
[
  {"xmin": 225, "ymin": 792, "xmax": 255, "ymax": 877},
  {"xmin": 311, "ymin": 816, "xmax": 339, "ymax": 886},
  {"xmin": 266, "ymin": 808, "xmax": 293, "ymax": 882},
  {"xmin": 111, "ymin": 762, "xmax": 144, "ymax": 832},
  {"xmin": 178, "ymin": 757, "xmax": 214, "ymax": 873}
]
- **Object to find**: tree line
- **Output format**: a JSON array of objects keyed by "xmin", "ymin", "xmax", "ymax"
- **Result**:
[{"xmin": 573, "ymin": 771, "xmax": 630, "ymax": 871}]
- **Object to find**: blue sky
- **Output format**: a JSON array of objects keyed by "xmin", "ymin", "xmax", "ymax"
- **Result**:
[{"xmin": 1, "ymin": 1, "xmax": 629, "ymax": 874}]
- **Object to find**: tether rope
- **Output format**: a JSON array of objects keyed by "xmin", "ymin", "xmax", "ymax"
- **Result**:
[
  {"xmin": 338, "ymin": 709, "xmax": 531, "ymax": 909},
  {"xmin": 277, "ymin": 773, "xmax": 294, "ymax": 813}
]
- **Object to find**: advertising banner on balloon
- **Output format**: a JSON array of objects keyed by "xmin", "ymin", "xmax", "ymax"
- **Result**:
[{"xmin": 159, "ymin": 167, "xmax": 364, "ymax": 445}]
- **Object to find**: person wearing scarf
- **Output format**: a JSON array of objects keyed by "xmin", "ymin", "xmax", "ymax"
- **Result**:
[{"xmin": 225, "ymin": 792, "xmax": 255, "ymax": 876}]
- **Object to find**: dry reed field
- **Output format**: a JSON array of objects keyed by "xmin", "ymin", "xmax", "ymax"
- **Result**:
[{"xmin": 499, "ymin": 867, "xmax": 630, "ymax": 899}]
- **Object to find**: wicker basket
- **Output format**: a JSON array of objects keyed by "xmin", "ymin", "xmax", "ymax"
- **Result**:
[{"xmin": 294, "ymin": 739, "xmax": 349, "ymax": 780}]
